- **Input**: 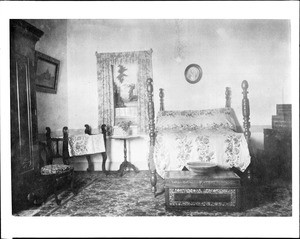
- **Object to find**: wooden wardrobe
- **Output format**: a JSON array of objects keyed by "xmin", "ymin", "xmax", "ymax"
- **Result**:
[{"xmin": 10, "ymin": 20, "xmax": 44, "ymax": 213}]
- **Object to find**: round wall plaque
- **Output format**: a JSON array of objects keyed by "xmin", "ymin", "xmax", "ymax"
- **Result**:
[{"xmin": 184, "ymin": 64, "xmax": 203, "ymax": 84}]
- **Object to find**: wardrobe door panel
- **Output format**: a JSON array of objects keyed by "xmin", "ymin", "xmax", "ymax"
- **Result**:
[{"xmin": 15, "ymin": 53, "xmax": 34, "ymax": 173}]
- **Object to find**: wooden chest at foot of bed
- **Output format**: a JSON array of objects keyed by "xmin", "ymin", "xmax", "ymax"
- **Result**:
[{"xmin": 165, "ymin": 170, "xmax": 241, "ymax": 211}]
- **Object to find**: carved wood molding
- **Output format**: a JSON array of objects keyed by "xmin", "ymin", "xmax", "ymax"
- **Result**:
[
  {"xmin": 225, "ymin": 87, "xmax": 231, "ymax": 108},
  {"xmin": 159, "ymin": 88, "xmax": 165, "ymax": 111},
  {"xmin": 147, "ymin": 78, "xmax": 155, "ymax": 147},
  {"xmin": 168, "ymin": 188, "xmax": 238, "ymax": 207},
  {"xmin": 62, "ymin": 126, "xmax": 70, "ymax": 164},
  {"xmin": 11, "ymin": 20, "xmax": 44, "ymax": 43},
  {"xmin": 241, "ymin": 80, "xmax": 251, "ymax": 143},
  {"xmin": 84, "ymin": 124, "xmax": 92, "ymax": 135}
]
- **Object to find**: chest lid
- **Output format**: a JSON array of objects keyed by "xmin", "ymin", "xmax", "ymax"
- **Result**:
[{"xmin": 165, "ymin": 170, "xmax": 241, "ymax": 188}]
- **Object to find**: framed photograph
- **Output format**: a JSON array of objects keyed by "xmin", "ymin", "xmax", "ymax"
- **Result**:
[
  {"xmin": 184, "ymin": 64, "xmax": 202, "ymax": 84},
  {"xmin": 35, "ymin": 51, "xmax": 60, "ymax": 93},
  {"xmin": 112, "ymin": 62, "xmax": 138, "ymax": 125}
]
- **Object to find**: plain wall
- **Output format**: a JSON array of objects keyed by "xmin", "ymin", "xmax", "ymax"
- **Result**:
[
  {"xmin": 27, "ymin": 19, "xmax": 69, "ymax": 136},
  {"xmin": 67, "ymin": 19, "xmax": 291, "ymax": 126},
  {"xmin": 29, "ymin": 19, "xmax": 291, "ymax": 170}
]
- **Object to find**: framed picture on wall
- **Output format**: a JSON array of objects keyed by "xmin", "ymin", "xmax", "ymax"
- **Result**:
[
  {"xmin": 112, "ymin": 63, "xmax": 138, "ymax": 125},
  {"xmin": 35, "ymin": 51, "xmax": 60, "ymax": 94},
  {"xmin": 184, "ymin": 64, "xmax": 202, "ymax": 84}
]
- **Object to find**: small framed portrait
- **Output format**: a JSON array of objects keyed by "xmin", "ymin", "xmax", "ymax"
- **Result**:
[
  {"xmin": 35, "ymin": 51, "xmax": 60, "ymax": 94},
  {"xmin": 184, "ymin": 64, "xmax": 203, "ymax": 84}
]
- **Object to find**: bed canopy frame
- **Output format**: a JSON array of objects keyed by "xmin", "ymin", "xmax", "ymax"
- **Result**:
[{"xmin": 146, "ymin": 79, "xmax": 251, "ymax": 196}]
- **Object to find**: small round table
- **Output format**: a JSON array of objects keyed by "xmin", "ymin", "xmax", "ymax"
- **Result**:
[{"xmin": 110, "ymin": 135, "xmax": 140, "ymax": 176}]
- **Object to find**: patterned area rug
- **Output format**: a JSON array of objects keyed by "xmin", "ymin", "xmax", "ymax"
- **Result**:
[
  {"xmin": 15, "ymin": 170, "xmax": 292, "ymax": 217},
  {"xmin": 14, "ymin": 171, "xmax": 101, "ymax": 216}
]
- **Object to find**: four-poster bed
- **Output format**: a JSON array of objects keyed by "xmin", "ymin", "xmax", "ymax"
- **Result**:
[{"xmin": 146, "ymin": 79, "xmax": 252, "ymax": 198}]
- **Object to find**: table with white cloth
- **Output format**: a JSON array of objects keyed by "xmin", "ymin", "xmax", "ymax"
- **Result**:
[{"xmin": 68, "ymin": 134, "xmax": 106, "ymax": 172}]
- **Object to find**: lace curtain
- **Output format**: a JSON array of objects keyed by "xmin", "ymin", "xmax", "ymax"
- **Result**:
[{"xmin": 96, "ymin": 49, "xmax": 153, "ymax": 135}]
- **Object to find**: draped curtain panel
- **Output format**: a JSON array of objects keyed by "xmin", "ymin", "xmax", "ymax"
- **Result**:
[{"xmin": 96, "ymin": 49, "xmax": 153, "ymax": 134}]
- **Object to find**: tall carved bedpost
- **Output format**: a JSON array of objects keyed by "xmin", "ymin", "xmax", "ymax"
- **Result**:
[
  {"xmin": 45, "ymin": 127, "xmax": 53, "ymax": 165},
  {"xmin": 242, "ymin": 80, "xmax": 252, "ymax": 181},
  {"xmin": 101, "ymin": 124, "xmax": 108, "ymax": 175},
  {"xmin": 241, "ymin": 81, "xmax": 251, "ymax": 143},
  {"xmin": 225, "ymin": 87, "xmax": 231, "ymax": 108},
  {"xmin": 84, "ymin": 124, "xmax": 92, "ymax": 135},
  {"xmin": 84, "ymin": 124, "xmax": 93, "ymax": 172},
  {"xmin": 147, "ymin": 78, "xmax": 157, "ymax": 195},
  {"xmin": 159, "ymin": 88, "xmax": 165, "ymax": 111},
  {"xmin": 62, "ymin": 126, "xmax": 70, "ymax": 165}
]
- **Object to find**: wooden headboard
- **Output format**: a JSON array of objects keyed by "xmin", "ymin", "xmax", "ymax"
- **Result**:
[
  {"xmin": 158, "ymin": 87, "xmax": 232, "ymax": 110},
  {"xmin": 149, "ymin": 81, "xmax": 250, "ymax": 140}
]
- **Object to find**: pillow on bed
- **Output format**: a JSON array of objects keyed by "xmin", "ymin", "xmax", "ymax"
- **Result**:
[{"xmin": 156, "ymin": 107, "xmax": 237, "ymax": 131}]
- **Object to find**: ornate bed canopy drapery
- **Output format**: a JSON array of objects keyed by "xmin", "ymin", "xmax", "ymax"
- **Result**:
[{"xmin": 96, "ymin": 49, "xmax": 153, "ymax": 134}]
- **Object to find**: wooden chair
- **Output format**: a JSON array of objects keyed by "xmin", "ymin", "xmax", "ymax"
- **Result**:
[
  {"xmin": 38, "ymin": 124, "xmax": 108, "ymax": 205},
  {"xmin": 39, "ymin": 127, "xmax": 75, "ymax": 205}
]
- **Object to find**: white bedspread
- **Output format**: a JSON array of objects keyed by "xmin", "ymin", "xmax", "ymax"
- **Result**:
[{"xmin": 154, "ymin": 128, "xmax": 251, "ymax": 179}]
